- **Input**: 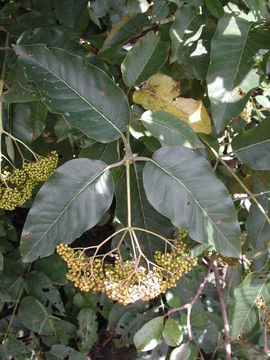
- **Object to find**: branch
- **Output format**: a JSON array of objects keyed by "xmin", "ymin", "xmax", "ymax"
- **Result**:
[
  {"xmin": 200, "ymin": 137, "xmax": 270, "ymax": 226},
  {"xmin": 213, "ymin": 260, "xmax": 231, "ymax": 360},
  {"xmin": 166, "ymin": 259, "xmax": 214, "ymax": 346}
]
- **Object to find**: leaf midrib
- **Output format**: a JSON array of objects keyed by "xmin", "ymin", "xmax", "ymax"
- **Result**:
[
  {"xmin": 25, "ymin": 167, "xmax": 108, "ymax": 259},
  {"xmin": 19, "ymin": 45, "xmax": 123, "ymax": 136},
  {"xmin": 149, "ymin": 158, "xmax": 238, "ymax": 254}
]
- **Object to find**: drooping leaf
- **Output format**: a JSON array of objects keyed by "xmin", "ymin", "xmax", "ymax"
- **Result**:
[
  {"xmin": 121, "ymin": 31, "xmax": 169, "ymax": 87},
  {"xmin": 115, "ymin": 163, "xmax": 175, "ymax": 259},
  {"xmin": 232, "ymin": 119, "xmax": 270, "ymax": 170},
  {"xmin": 20, "ymin": 158, "xmax": 114, "ymax": 262},
  {"xmin": 11, "ymin": 102, "xmax": 47, "ymax": 145},
  {"xmin": 207, "ymin": 15, "xmax": 270, "ymax": 132},
  {"xmin": 76, "ymin": 308, "xmax": 98, "ymax": 354},
  {"xmin": 45, "ymin": 344, "xmax": 87, "ymax": 360},
  {"xmin": 141, "ymin": 110, "xmax": 204, "ymax": 150},
  {"xmin": 103, "ymin": 13, "xmax": 150, "ymax": 48},
  {"xmin": 133, "ymin": 74, "xmax": 211, "ymax": 134},
  {"xmin": 133, "ymin": 316, "xmax": 164, "ymax": 352},
  {"xmin": 230, "ymin": 272, "xmax": 270, "ymax": 339},
  {"xmin": 14, "ymin": 45, "xmax": 130, "ymax": 143},
  {"xmin": 162, "ymin": 319, "xmax": 183, "ymax": 347},
  {"xmin": 143, "ymin": 146, "xmax": 241, "ymax": 257}
]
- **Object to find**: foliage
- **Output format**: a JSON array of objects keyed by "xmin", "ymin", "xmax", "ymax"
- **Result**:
[{"xmin": 0, "ymin": 0, "xmax": 270, "ymax": 359}]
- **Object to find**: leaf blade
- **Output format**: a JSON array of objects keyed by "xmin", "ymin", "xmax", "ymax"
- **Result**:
[
  {"xmin": 14, "ymin": 45, "xmax": 130, "ymax": 143},
  {"xmin": 20, "ymin": 158, "xmax": 114, "ymax": 262},
  {"xmin": 143, "ymin": 146, "xmax": 241, "ymax": 257}
]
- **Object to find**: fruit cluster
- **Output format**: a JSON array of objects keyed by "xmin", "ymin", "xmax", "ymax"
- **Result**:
[
  {"xmin": 206, "ymin": 250, "xmax": 239, "ymax": 267},
  {"xmin": 0, "ymin": 151, "xmax": 58, "ymax": 211},
  {"xmin": 56, "ymin": 232, "xmax": 197, "ymax": 305},
  {"xmin": 256, "ymin": 295, "xmax": 270, "ymax": 333}
]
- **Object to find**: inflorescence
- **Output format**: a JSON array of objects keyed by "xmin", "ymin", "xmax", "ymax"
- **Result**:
[
  {"xmin": 56, "ymin": 230, "xmax": 197, "ymax": 305},
  {"xmin": 0, "ymin": 151, "xmax": 58, "ymax": 210}
]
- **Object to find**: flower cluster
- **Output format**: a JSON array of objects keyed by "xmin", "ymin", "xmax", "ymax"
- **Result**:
[
  {"xmin": 0, "ymin": 151, "xmax": 58, "ymax": 211},
  {"xmin": 256, "ymin": 295, "xmax": 270, "ymax": 333},
  {"xmin": 56, "ymin": 231, "xmax": 197, "ymax": 305}
]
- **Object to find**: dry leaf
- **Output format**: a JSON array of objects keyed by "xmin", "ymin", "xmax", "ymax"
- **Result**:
[{"xmin": 134, "ymin": 74, "xmax": 211, "ymax": 134}]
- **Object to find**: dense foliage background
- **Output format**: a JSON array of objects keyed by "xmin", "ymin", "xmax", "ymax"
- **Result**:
[{"xmin": 0, "ymin": 0, "xmax": 270, "ymax": 359}]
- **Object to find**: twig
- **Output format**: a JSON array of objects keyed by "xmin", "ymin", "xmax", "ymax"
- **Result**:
[
  {"xmin": 264, "ymin": 318, "xmax": 268, "ymax": 359},
  {"xmin": 166, "ymin": 259, "xmax": 214, "ymax": 350},
  {"xmin": 2, "ymin": 264, "xmax": 31, "ymax": 343},
  {"xmin": 226, "ymin": 268, "xmax": 235, "ymax": 306},
  {"xmin": 213, "ymin": 260, "xmax": 231, "ymax": 360},
  {"xmin": 200, "ymin": 136, "xmax": 270, "ymax": 226}
]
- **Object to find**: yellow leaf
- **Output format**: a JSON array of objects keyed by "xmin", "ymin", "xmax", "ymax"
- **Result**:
[{"xmin": 133, "ymin": 74, "xmax": 212, "ymax": 134}]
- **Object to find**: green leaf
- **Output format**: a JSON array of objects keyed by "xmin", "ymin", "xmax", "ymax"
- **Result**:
[
  {"xmin": 103, "ymin": 13, "xmax": 150, "ymax": 48},
  {"xmin": 232, "ymin": 119, "xmax": 270, "ymax": 170},
  {"xmin": 127, "ymin": 0, "xmax": 150, "ymax": 13},
  {"xmin": 34, "ymin": 253, "xmax": 67, "ymax": 285},
  {"xmin": 80, "ymin": 141, "xmax": 119, "ymax": 165},
  {"xmin": 169, "ymin": 5, "xmax": 197, "ymax": 61},
  {"xmin": 255, "ymin": 95, "xmax": 270, "ymax": 108},
  {"xmin": 20, "ymin": 158, "xmax": 114, "ymax": 262},
  {"xmin": 143, "ymin": 146, "xmax": 241, "ymax": 257},
  {"xmin": 76, "ymin": 308, "xmax": 98, "ymax": 354},
  {"xmin": 207, "ymin": 15, "xmax": 270, "ymax": 132},
  {"xmin": 18, "ymin": 296, "xmax": 56, "ymax": 335},
  {"xmin": 162, "ymin": 319, "xmax": 183, "ymax": 347},
  {"xmin": 0, "ymin": 252, "xmax": 3, "ymax": 271},
  {"xmin": 24, "ymin": 271, "xmax": 65, "ymax": 315},
  {"xmin": 170, "ymin": 343, "xmax": 191, "ymax": 360},
  {"xmin": 246, "ymin": 176, "xmax": 270, "ymax": 268},
  {"xmin": 55, "ymin": 0, "xmax": 88, "ymax": 30},
  {"xmin": 115, "ymin": 163, "xmax": 175, "ymax": 259},
  {"xmin": 18, "ymin": 27, "xmax": 86, "ymax": 56},
  {"xmin": 11, "ymin": 102, "xmax": 47, "ymax": 146},
  {"xmin": 133, "ymin": 316, "xmax": 164, "ymax": 352},
  {"xmin": 205, "ymin": 0, "xmax": 224, "ymax": 19},
  {"xmin": 46, "ymin": 344, "xmax": 87, "ymax": 360},
  {"xmin": 14, "ymin": 45, "xmax": 130, "ymax": 143},
  {"xmin": 121, "ymin": 31, "xmax": 169, "ymax": 87},
  {"xmin": 230, "ymin": 272, "xmax": 270, "ymax": 339},
  {"xmin": 152, "ymin": 0, "xmax": 169, "ymax": 22},
  {"xmin": 141, "ymin": 110, "xmax": 204, "ymax": 150},
  {"xmin": 243, "ymin": 0, "xmax": 269, "ymax": 20}
]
